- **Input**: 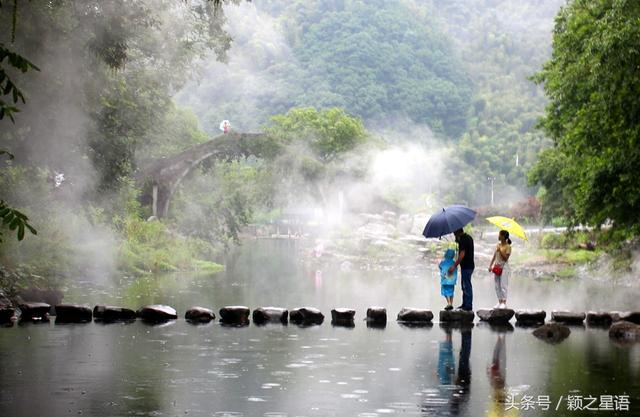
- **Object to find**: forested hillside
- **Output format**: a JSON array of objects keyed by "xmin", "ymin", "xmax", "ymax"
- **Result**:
[{"xmin": 177, "ymin": 0, "xmax": 564, "ymax": 206}]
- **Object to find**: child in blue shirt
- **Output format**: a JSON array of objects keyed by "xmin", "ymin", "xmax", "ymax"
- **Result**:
[{"xmin": 439, "ymin": 248, "xmax": 458, "ymax": 310}]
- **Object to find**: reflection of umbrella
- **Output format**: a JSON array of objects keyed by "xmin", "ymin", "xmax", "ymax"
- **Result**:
[
  {"xmin": 422, "ymin": 205, "xmax": 477, "ymax": 239},
  {"xmin": 486, "ymin": 216, "xmax": 527, "ymax": 240}
]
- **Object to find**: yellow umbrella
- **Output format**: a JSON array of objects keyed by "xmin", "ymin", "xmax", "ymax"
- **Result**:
[{"xmin": 486, "ymin": 216, "xmax": 528, "ymax": 240}]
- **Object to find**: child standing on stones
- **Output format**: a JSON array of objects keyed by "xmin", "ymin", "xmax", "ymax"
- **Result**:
[{"xmin": 439, "ymin": 248, "xmax": 458, "ymax": 310}]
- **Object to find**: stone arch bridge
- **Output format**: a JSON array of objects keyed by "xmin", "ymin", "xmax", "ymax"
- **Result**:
[{"xmin": 135, "ymin": 132, "xmax": 273, "ymax": 218}]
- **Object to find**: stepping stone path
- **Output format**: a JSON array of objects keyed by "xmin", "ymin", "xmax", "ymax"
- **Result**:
[
  {"xmin": 551, "ymin": 310, "xmax": 585, "ymax": 324},
  {"xmin": 439, "ymin": 309, "xmax": 475, "ymax": 323},
  {"xmin": 515, "ymin": 310, "xmax": 546, "ymax": 325},
  {"xmin": 397, "ymin": 308, "xmax": 433, "ymax": 323},
  {"xmin": 19, "ymin": 302, "xmax": 51, "ymax": 320},
  {"xmin": 219, "ymin": 306, "xmax": 250, "ymax": 325},
  {"xmin": 586, "ymin": 311, "xmax": 613, "ymax": 326},
  {"xmin": 93, "ymin": 305, "xmax": 137, "ymax": 322},
  {"xmin": 290, "ymin": 307, "xmax": 324, "ymax": 325},
  {"xmin": 331, "ymin": 308, "xmax": 355, "ymax": 326},
  {"xmin": 476, "ymin": 308, "xmax": 515, "ymax": 323},
  {"xmin": 55, "ymin": 304, "xmax": 92, "ymax": 323},
  {"xmin": 137, "ymin": 305, "xmax": 178, "ymax": 323},
  {"xmin": 366, "ymin": 307, "xmax": 387, "ymax": 326},
  {"xmin": 185, "ymin": 306, "xmax": 216, "ymax": 323},
  {"xmin": 252, "ymin": 307, "xmax": 288, "ymax": 325}
]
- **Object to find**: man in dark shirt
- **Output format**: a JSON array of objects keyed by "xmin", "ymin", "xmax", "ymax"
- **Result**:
[{"xmin": 448, "ymin": 228, "xmax": 475, "ymax": 311}]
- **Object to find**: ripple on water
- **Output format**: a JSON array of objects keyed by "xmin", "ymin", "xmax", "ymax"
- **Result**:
[
  {"xmin": 246, "ymin": 397, "xmax": 266, "ymax": 402},
  {"xmin": 213, "ymin": 412, "xmax": 244, "ymax": 417},
  {"xmin": 285, "ymin": 363, "xmax": 306, "ymax": 368}
]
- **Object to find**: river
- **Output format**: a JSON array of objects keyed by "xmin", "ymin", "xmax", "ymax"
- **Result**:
[{"xmin": 0, "ymin": 239, "xmax": 638, "ymax": 416}]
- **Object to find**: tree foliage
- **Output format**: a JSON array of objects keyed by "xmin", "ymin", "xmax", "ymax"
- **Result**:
[{"xmin": 530, "ymin": 0, "xmax": 640, "ymax": 227}]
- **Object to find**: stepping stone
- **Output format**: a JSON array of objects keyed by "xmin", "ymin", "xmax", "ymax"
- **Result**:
[
  {"xmin": 515, "ymin": 309, "xmax": 546, "ymax": 324},
  {"xmin": 185, "ymin": 306, "xmax": 216, "ymax": 323},
  {"xmin": 551, "ymin": 310, "xmax": 585, "ymax": 324},
  {"xmin": 55, "ymin": 304, "xmax": 92, "ymax": 323},
  {"xmin": 609, "ymin": 321, "xmax": 640, "ymax": 341},
  {"xmin": 439, "ymin": 309, "xmax": 475, "ymax": 323},
  {"xmin": 219, "ymin": 306, "xmax": 250, "ymax": 325},
  {"xmin": 331, "ymin": 308, "xmax": 355, "ymax": 326},
  {"xmin": 533, "ymin": 323, "xmax": 571, "ymax": 344},
  {"xmin": 366, "ymin": 307, "xmax": 387, "ymax": 326},
  {"xmin": 93, "ymin": 305, "xmax": 137, "ymax": 322},
  {"xmin": 397, "ymin": 308, "xmax": 433, "ymax": 323},
  {"xmin": 253, "ymin": 307, "xmax": 288, "ymax": 325},
  {"xmin": 19, "ymin": 302, "xmax": 51, "ymax": 320},
  {"xmin": 290, "ymin": 307, "xmax": 324, "ymax": 326},
  {"xmin": 586, "ymin": 311, "xmax": 613, "ymax": 326},
  {"xmin": 137, "ymin": 305, "xmax": 178, "ymax": 323},
  {"xmin": 476, "ymin": 308, "xmax": 514, "ymax": 323}
]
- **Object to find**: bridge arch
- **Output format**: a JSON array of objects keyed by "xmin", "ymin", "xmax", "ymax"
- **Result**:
[{"xmin": 135, "ymin": 132, "xmax": 273, "ymax": 218}]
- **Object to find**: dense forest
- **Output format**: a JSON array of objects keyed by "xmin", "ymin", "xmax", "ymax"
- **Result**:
[{"xmin": 1, "ymin": 0, "xmax": 639, "ymax": 286}]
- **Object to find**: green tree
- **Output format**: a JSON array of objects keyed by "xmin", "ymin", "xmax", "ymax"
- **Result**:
[{"xmin": 530, "ymin": 0, "xmax": 640, "ymax": 227}]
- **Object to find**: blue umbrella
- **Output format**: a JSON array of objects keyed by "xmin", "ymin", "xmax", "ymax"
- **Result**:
[{"xmin": 422, "ymin": 205, "xmax": 477, "ymax": 239}]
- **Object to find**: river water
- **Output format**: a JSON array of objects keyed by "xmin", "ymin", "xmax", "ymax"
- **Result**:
[{"xmin": 1, "ymin": 240, "xmax": 639, "ymax": 416}]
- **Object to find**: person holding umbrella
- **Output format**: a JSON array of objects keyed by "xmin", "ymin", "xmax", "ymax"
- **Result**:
[
  {"xmin": 449, "ymin": 228, "xmax": 475, "ymax": 311},
  {"xmin": 488, "ymin": 230, "xmax": 511, "ymax": 309},
  {"xmin": 423, "ymin": 205, "xmax": 476, "ymax": 312}
]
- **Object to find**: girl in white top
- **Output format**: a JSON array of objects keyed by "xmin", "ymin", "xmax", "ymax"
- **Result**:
[{"xmin": 488, "ymin": 230, "xmax": 512, "ymax": 309}]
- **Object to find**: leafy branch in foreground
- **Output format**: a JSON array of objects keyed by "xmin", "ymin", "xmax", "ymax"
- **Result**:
[
  {"xmin": 0, "ymin": 200, "xmax": 37, "ymax": 242},
  {"xmin": 0, "ymin": 43, "xmax": 40, "ymax": 122}
]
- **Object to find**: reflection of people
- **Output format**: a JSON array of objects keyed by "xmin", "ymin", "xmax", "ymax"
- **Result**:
[
  {"xmin": 423, "ymin": 326, "xmax": 472, "ymax": 416},
  {"xmin": 452, "ymin": 327, "xmax": 472, "ymax": 416},
  {"xmin": 449, "ymin": 228, "xmax": 475, "ymax": 311},
  {"xmin": 487, "ymin": 334, "xmax": 519, "ymax": 417},
  {"xmin": 437, "ymin": 328, "xmax": 455, "ymax": 385},
  {"xmin": 439, "ymin": 248, "xmax": 458, "ymax": 310},
  {"xmin": 488, "ymin": 230, "xmax": 512, "ymax": 309}
]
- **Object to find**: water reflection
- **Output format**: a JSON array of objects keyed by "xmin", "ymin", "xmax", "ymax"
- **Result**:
[{"xmin": 422, "ymin": 324, "xmax": 472, "ymax": 416}]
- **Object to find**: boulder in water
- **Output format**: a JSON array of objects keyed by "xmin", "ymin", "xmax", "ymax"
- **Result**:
[
  {"xmin": 290, "ymin": 307, "xmax": 324, "ymax": 326},
  {"xmin": 609, "ymin": 321, "xmax": 640, "ymax": 341},
  {"xmin": 619, "ymin": 311, "xmax": 640, "ymax": 325},
  {"xmin": 185, "ymin": 306, "xmax": 216, "ymax": 323},
  {"xmin": 55, "ymin": 304, "xmax": 92, "ymax": 323},
  {"xmin": 476, "ymin": 308, "xmax": 514, "ymax": 323},
  {"xmin": 93, "ymin": 305, "xmax": 137, "ymax": 322},
  {"xmin": 533, "ymin": 323, "xmax": 571, "ymax": 344},
  {"xmin": 397, "ymin": 307, "xmax": 433, "ymax": 323},
  {"xmin": 253, "ymin": 307, "xmax": 288, "ymax": 325},
  {"xmin": 137, "ymin": 305, "xmax": 177, "ymax": 323},
  {"xmin": 219, "ymin": 306, "xmax": 250, "ymax": 325}
]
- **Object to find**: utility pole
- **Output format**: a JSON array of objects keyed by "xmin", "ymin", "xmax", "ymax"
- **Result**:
[{"xmin": 488, "ymin": 176, "xmax": 495, "ymax": 206}]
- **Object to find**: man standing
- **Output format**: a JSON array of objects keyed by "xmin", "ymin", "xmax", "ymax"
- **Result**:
[{"xmin": 448, "ymin": 228, "xmax": 475, "ymax": 311}]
